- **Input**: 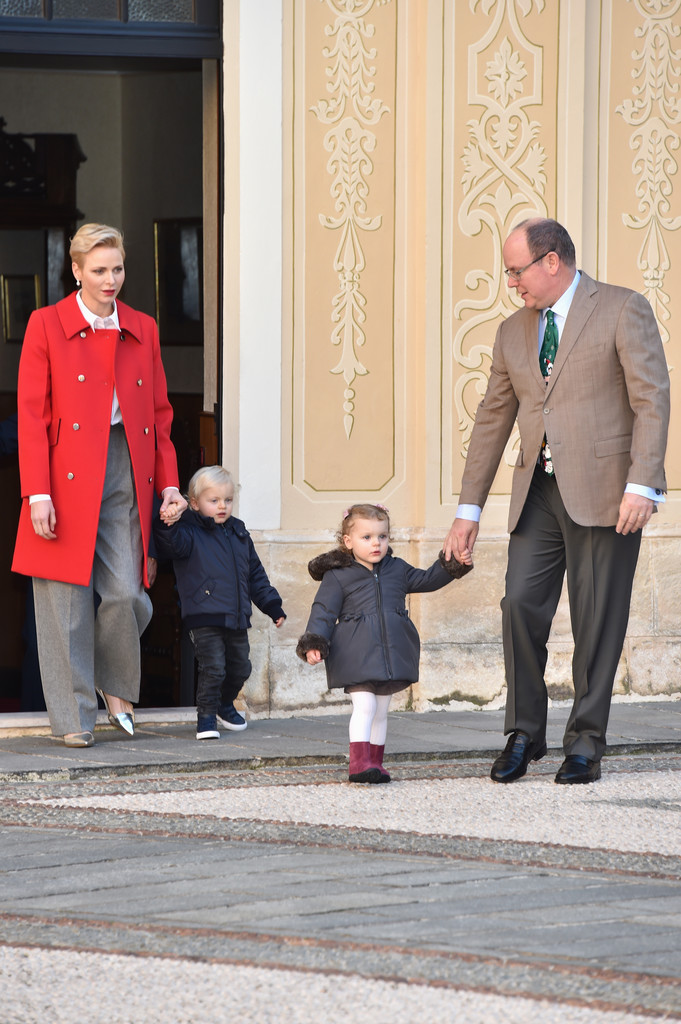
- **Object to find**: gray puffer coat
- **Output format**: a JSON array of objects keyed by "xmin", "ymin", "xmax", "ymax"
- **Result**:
[{"xmin": 296, "ymin": 548, "xmax": 472, "ymax": 689}]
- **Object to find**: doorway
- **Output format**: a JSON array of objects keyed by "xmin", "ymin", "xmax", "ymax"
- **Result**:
[{"xmin": 0, "ymin": 9, "xmax": 221, "ymax": 712}]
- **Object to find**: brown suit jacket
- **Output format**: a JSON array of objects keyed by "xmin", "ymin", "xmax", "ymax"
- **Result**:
[{"xmin": 459, "ymin": 272, "xmax": 670, "ymax": 531}]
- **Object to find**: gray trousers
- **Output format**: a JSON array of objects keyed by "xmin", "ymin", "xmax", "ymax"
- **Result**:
[
  {"xmin": 33, "ymin": 426, "xmax": 153, "ymax": 736},
  {"xmin": 501, "ymin": 467, "xmax": 641, "ymax": 761}
]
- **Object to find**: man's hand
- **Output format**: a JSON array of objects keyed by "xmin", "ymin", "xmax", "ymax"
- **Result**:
[
  {"xmin": 443, "ymin": 518, "xmax": 478, "ymax": 564},
  {"xmin": 30, "ymin": 499, "xmax": 57, "ymax": 540},
  {"xmin": 159, "ymin": 487, "xmax": 188, "ymax": 524},
  {"xmin": 616, "ymin": 493, "xmax": 654, "ymax": 535}
]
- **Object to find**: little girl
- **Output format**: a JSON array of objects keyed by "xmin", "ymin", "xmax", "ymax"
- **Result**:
[{"xmin": 296, "ymin": 503, "xmax": 472, "ymax": 783}]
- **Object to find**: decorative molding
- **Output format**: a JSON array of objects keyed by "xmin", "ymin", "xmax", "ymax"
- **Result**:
[
  {"xmin": 453, "ymin": 0, "xmax": 548, "ymax": 465},
  {"xmin": 311, "ymin": 0, "xmax": 391, "ymax": 439},
  {"xmin": 615, "ymin": 0, "xmax": 681, "ymax": 346}
]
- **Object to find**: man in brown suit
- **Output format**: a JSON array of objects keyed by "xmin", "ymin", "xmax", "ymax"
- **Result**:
[{"xmin": 444, "ymin": 218, "xmax": 669, "ymax": 784}]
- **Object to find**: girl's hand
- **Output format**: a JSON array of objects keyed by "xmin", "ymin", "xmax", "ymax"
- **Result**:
[
  {"xmin": 306, "ymin": 649, "xmax": 322, "ymax": 665},
  {"xmin": 274, "ymin": 617, "xmax": 285, "ymax": 628}
]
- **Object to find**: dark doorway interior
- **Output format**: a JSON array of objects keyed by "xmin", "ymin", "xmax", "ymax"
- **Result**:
[{"xmin": 0, "ymin": 45, "xmax": 213, "ymax": 711}]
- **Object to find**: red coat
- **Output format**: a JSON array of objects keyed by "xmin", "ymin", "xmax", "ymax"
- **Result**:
[{"xmin": 12, "ymin": 291, "xmax": 180, "ymax": 587}]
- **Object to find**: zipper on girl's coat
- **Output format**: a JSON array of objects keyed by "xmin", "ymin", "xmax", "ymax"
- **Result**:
[{"xmin": 373, "ymin": 569, "xmax": 393, "ymax": 679}]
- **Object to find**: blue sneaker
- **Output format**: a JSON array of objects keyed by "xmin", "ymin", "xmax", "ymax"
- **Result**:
[
  {"xmin": 217, "ymin": 703, "xmax": 247, "ymax": 731},
  {"xmin": 196, "ymin": 714, "xmax": 220, "ymax": 740}
]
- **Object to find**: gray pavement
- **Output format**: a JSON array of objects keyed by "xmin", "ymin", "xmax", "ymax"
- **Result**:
[
  {"xmin": 1, "ymin": 700, "xmax": 681, "ymax": 1022},
  {"xmin": 1, "ymin": 697, "xmax": 680, "ymax": 778}
]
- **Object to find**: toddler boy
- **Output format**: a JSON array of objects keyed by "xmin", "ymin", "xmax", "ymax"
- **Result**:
[{"xmin": 153, "ymin": 466, "xmax": 285, "ymax": 738}]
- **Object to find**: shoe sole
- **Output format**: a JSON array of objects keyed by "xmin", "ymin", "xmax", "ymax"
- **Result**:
[
  {"xmin": 217, "ymin": 717, "xmax": 247, "ymax": 732},
  {"xmin": 554, "ymin": 766, "xmax": 601, "ymax": 785},
  {"xmin": 64, "ymin": 732, "xmax": 94, "ymax": 748},
  {"xmin": 348, "ymin": 768, "xmax": 383, "ymax": 784},
  {"xmin": 196, "ymin": 731, "xmax": 220, "ymax": 740}
]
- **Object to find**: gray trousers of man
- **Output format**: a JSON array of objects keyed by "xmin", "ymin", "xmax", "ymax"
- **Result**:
[
  {"xmin": 501, "ymin": 467, "xmax": 641, "ymax": 762},
  {"xmin": 33, "ymin": 426, "xmax": 153, "ymax": 737}
]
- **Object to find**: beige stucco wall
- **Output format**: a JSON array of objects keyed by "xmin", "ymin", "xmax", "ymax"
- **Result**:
[{"xmin": 227, "ymin": 0, "xmax": 681, "ymax": 719}]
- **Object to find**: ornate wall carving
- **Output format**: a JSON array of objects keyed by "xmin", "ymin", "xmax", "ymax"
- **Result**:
[
  {"xmin": 606, "ymin": 0, "xmax": 680, "ymax": 485},
  {"xmin": 310, "ymin": 0, "xmax": 391, "ymax": 441},
  {"xmin": 286, "ymin": 0, "xmax": 399, "ymax": 509},
  {"xmin": 441, "ymin": 0, "xmax": 559, "ymax": 506},
  {"xmin": 615, "ymin": 0, "xmax": 681, "ymax": 348}
]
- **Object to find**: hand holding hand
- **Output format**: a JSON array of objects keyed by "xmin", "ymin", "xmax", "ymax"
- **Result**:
[
  {"xmin": 159, "ymin": 487, "xmax": 187, "ymax": 524},
  {"xmin": 443, "ymin": 518, "xmax": 478, "ymax": 565}
]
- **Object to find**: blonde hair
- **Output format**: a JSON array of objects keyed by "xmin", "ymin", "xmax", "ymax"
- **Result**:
[
  {"xmin": 70, "ymin": 223, "xmax": 126, "ymax": 268},
  {"xmin": 337, "ymin": 503, "xmax": 391, "ymax": 546},
  {"xmin": 187, "ymin": 465, "xmax": 236, "ymax": 504}
]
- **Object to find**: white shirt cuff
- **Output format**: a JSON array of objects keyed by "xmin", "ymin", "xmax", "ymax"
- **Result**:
[
  {"xmin": 29, "ymin": 494, "xmax": 51, "ymax": 504},
  {"xmin": 456, "ymin": 504, "xmax": 482, "ymax": 522},
  {"xmin": 625, "ymin": 483, "xmax": 665, "ymax": 504}
]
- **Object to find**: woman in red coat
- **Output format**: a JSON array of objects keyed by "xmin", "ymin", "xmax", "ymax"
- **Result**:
[{"xmin": 12, "ymin": 223, "xmax": 187, "ymax": 747}]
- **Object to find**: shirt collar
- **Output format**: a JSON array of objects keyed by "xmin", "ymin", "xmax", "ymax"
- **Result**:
[
  {"xmin": 544, "ymin": 270, "xmax": 581, "ymax": 322},
  {"xmin": 76, "ymin": 290, "xmax": 120, "ymax": 330}
]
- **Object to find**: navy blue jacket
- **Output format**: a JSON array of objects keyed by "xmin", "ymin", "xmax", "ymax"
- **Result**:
[
  {"xmin": 153, "ymin": 509, "xmax": 285, "ymax": 630},
  {"xmin": 0, "ymin": 413, "xmax": 18, "ymax": 457}
]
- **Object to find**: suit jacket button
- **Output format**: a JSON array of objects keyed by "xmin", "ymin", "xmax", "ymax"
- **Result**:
[
  {"xmin": 148, "ymin": 476, "xmax": 153, "ymax": 483},
  {"xmin": 137, "ymin": 379, "xmax": 143, "ymax": 386},
  {"xmin": 80, "ymin": 331, "xmax": 87, "ymax": 338},
  {"xmin": 73, "ymin": 423, "xmax": 80, "ymax": 430},
  {"xmin": 78, "ymin": 375, "xmax": 85, "ymax": 382},
  {"xmin": 67, "ymin": 473, "xmax": 74, "ymax": 480}
]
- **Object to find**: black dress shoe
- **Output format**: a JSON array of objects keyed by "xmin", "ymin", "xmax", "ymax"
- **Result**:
[
  {"xmin": 490, "ymin": 731, "xmax": 547, "ymax": 783},
  {"xmin": 554, "ymin": 754, "xmax": 601, "ymax": 785}
]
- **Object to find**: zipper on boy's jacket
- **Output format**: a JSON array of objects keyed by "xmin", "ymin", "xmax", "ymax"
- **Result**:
[
  {"xmin": 373, "ymin": 570, "xmax": 393, "ymax": 679},
  {"xmin": 222, "ymin": 524, "xmax": 241, "ymax": 623}
]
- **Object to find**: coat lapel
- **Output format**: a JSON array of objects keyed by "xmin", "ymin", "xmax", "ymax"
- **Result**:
[
  {"xmin": 524, "ymin": 309, "xmax": 544, "ymax": 388},
  {"xmin": 545, "ymin": 272, "xmax": 598, "ymax": 396}
]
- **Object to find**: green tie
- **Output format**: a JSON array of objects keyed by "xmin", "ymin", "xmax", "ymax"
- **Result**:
[
  {"xmin": 539, "ymin": 309, "xmax": 558, "ymax": 475},
  {"xmin": 540, "ymin": 309, "xmax": 558, "ymax": 377}
]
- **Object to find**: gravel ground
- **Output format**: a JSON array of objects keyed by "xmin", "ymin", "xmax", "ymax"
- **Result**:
[
  {"xmin": 0, "ymin": 946, "xmax": 660, "ymax": 1024},
  {"xmin": 33, "ymin": 771, "xmax": 681, "ymax": 856}
]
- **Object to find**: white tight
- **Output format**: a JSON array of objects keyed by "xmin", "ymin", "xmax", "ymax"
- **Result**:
[{"xmin": 348, "ymin": 691, "xmax": 392, "ymax": 745}]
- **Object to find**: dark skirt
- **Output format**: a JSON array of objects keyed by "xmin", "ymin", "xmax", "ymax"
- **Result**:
[{"xmin": 344, "ymin": 680, "xmax": 410, "ymax": 696}]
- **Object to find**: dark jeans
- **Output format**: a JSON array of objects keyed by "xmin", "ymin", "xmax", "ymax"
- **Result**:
[{"xmin": 188, "ymin": 626, "xmax": 252, "ymax": 716}]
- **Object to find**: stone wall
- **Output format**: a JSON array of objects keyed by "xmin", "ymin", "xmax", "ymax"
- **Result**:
[{"xmin": 239, "ymin": 529, "xmax": 681, "ymax": 719}]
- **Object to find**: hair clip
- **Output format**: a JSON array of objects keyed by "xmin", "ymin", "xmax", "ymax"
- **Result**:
[
  {"xmin": 375, "ymin": 503, "xmax": 389, "ymax": 513},
  {"xmin": 342, "ymin": 508, "xmax": 351, "ymax": 519}
]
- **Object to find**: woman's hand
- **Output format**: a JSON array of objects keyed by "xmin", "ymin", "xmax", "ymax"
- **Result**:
[
  {"xmin": 31, "ymin": 499, "xmax": 57, "ymax": 540},
  {"xmin": 306, "ymin": 649, "xmax": 322, "ymax": 665}
]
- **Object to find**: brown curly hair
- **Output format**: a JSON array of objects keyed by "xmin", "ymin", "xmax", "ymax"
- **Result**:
[{"xmin": 336, "ymin": 503, "xmax": 391, "ymax": 547}]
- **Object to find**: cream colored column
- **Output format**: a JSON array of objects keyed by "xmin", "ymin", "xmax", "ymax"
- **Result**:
[{"xmin": 231, "ymin": 0, "xmax": 284, "ymax": 528}]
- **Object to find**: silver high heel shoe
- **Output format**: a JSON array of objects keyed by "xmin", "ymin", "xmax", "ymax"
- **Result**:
[{"xmin": 96, "ymin": 689, "xmax": 135, "ymax": 736}]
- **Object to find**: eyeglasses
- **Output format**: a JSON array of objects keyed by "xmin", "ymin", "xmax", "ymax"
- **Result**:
[{"xmin": 503, "ymin": 251, "xmax": 551, "ymax": 281}]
